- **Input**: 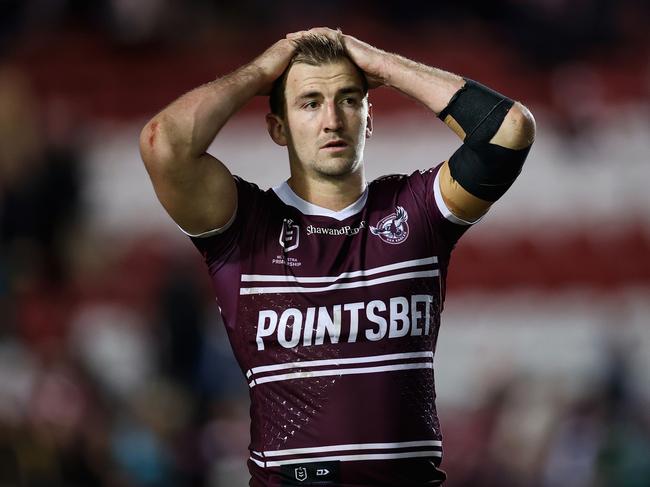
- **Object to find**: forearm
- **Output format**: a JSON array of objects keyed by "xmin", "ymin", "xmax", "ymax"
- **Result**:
[
  {"xmin": 143, "ymin": 64, "xmax": 265, "ymax": 161},
  {"xmin": 381, "ymin": 54, "xmax": 465, "ymax": 117},
  {"xmin": 142, "ymin": 37, "xmax": 296, "ymax": 165},
  {"xmin": 381, "ymin": 54, "xmax": 535, "ymax": 147},
  {"xmin": 341, "ymin": 33, "xmax": 534, "ymax": 151}
]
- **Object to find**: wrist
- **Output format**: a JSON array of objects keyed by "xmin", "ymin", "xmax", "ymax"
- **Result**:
[
  {"xmin": 378, "ymin": 52, "xmax": 401, "ymax": 88},
  {"xmin": 236, "ymin": 62, "xmax": 274, "ymax": 96},
  {"xmin": 249, "ymin": 39, "xmax": 296, "ymax": 94},
  {"xmin": 244, "ymin": 60, "xmax": 271, "ymax": 84}
]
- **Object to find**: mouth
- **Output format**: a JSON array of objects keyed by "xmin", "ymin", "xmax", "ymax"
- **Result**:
[{"xmin": 320, "ymin": 139, "xmax": 349, "ymax": 151}]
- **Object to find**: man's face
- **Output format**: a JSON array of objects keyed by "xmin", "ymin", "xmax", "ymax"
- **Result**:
[{"xmin": 272, "ymin": 58, "xmax": 372, "ymax": 180}]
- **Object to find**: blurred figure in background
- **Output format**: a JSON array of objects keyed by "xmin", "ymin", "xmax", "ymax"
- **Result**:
[
  {"xmin": 0, "ymin": 67, "xmax": 83, "ymax": 336},
  {"xmin": 0, "ymin": 66, "xmax": 107, "ymax": 485}
]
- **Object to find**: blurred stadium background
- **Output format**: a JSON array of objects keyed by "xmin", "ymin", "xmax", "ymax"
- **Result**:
[{"xmin": 1, "ymin": 1, "xmax": 649, "ymax": 486}]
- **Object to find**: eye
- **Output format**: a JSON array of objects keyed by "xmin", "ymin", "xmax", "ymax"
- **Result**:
[
  {"xmin": 302, "ymin": 101, "xmax": 319, "ymax": 110},
  {"xmin": 341, "ymin": 97, "xmax": 358, "ymax": 106}
]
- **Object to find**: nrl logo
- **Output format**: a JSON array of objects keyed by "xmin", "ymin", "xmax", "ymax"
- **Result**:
[
  {"xmin": 294, "ymin": 466, "xmax": 307, "ymax": 482},
  {"xmin": 279, "ymin": 218, "xmax": 300, "ymax": 252},
  {"xmin": 370, "ymin": 206, "xmax": 409, "ymax": 244}
]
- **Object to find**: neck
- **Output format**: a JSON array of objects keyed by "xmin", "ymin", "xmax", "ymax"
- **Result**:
[{"xmin": 287, "ymin": 168, "xmax": 366, "ymax": 212}]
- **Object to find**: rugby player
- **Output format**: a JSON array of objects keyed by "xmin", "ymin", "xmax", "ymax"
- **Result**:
[{"xmin": 140, "ymin": 27, "xmax": 535, "ymax": 486}]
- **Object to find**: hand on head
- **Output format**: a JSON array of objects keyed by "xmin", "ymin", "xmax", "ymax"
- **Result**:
[
  {"xmin": 286, "ymin": 27, "xmax": 341, "ymax": 43},
  {"xmin": 252, "ymin": 38, "xmax": 298, "ymax": 96},
  {"xmin": 285, "ymin": 27, "xmax": 386, "ymax": 89}
]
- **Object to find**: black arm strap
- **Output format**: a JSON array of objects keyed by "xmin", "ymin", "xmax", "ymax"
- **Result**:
[{"xmin": 438, "ymin": 79, "xmax": 531, "ymax": 202}]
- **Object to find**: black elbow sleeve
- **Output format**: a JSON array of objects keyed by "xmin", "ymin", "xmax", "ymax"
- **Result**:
[
  {"xmin": 439, "ymin": 79, "xmax": 532, "ymax": 202},
  {"xmin": 447, "ymin": 143, "xmax": 530, "ymax": 202}
]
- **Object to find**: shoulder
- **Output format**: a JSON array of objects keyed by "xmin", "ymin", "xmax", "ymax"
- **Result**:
[
  {"xmin": 234, "ymin": 175, "xmax": 263, "ymax": 194},
  {"xmin": 369, "ymin": 165, "xmax": 443, "ymax": 193},
  {"xmin": 233, "ymin": 176, "xmax": 278, "ymax": 208},
  {"xmin": 368, "ymin": 173, "xmax": 408, "ymax": 194},
  {"xmin": 370, "ymin": 173, "xmax": 407, "ymax": 186}
]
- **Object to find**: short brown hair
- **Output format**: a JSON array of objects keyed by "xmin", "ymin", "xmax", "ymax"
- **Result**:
[{"xmin": 269, "ymin": 34, "xmax": 368, "ymax": 118}]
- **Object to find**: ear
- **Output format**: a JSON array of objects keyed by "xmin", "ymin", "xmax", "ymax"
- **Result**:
[
  {"xmin": 266, "ymin": 113, "xmax": 288, "ymax": 146},
  {"xmin": 365, "ymin": 102, "xmax": 373, "ymax": 138}
]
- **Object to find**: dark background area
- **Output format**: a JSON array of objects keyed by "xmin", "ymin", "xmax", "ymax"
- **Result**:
[{"xmin": 1, "ymin": 1, "xmax": 649, "ymax": 486}]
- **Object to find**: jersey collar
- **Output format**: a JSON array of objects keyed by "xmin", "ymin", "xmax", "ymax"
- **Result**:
[{"xmin": 272, "ymin": 181, "xmax": 368, "ymax": 221}]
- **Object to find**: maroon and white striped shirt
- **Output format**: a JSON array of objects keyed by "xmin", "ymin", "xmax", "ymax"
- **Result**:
[{"xmin": 188, "ymin": 163, "xmax": 476, "ymax": 486}]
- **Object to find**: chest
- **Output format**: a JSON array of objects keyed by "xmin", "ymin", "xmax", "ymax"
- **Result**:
[
  {"xmin": 237, "ymin": 200, "xmax": 443, "ymax": 353},
  {"xmin": 246, "ymin": 201, "xmax": 437, "ymax": 277}
]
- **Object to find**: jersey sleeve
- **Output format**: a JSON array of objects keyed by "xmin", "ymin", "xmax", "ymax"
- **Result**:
[
  {"xmin": 406, "ymin": 163, "xmax": 483, "ymax": 254},
  {"xmin": 181, "ymin": 176, "xmax": 262, "ymax": 272}
]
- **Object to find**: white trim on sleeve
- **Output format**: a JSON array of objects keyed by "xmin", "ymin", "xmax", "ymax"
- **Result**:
[
  {"xmin": 433, "ymin": 169, "xmax": 483, "ymax": 226},
  {"xmin": 177, "ymin": 202, "xmax": 238, "ymax": 238}
]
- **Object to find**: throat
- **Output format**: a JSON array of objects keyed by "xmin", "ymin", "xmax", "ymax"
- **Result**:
[{"xmin": 287, "ymin": 177, "xmax": 366, "ymax": 212}]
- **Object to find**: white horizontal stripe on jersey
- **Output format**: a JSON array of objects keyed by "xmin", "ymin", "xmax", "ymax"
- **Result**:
[
  {"xmin": 241, "ymin": 256, "xmax": 438, "ymax": 283},
  {"xmin": 248, "ymin": 362, "xmax": 433, "ymax": 388},
  {"xmin": 240, "ymin": 270, "xmax": 439, "ymax": 295},
  {"xmin": 246, "ymin": 350, "xmax": 434, "ymax": 379},
  {"xmin": 261, "ymin": 439, "xmax": 442, "ymax": 458},
  {"xmin": 249, "ymin": 456, "xmax": 265, "ymax": 467},
  {"xmin": 262, "ymin": 450, "xmax": 443, "ymax": 468}
]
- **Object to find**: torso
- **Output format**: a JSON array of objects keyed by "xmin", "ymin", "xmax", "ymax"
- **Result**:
[{"xmin": 191, "ymin": 165, "xmax": 470, "ymax": 486}]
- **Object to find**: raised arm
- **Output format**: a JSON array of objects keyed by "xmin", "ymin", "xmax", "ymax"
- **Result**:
[
  {"xmin": 139, "ymin": 38, "xmax": 297, "ymax": 235},
  {"xmin": 297, "ymin": 28, "xmax": 536, "ymax": 223}
]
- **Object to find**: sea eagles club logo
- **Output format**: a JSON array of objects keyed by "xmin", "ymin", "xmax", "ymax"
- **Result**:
[{"xmin": 370, "ymin": 206, "xmax": 409, "ymax": 244}]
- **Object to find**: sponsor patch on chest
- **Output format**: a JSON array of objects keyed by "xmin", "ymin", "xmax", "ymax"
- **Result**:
[{"xmin": 306, "ymin": 221, "xmax": 366, "ymax": 236}]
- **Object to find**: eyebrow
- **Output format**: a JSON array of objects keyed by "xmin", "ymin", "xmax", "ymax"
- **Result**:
[
  {"xmin": 297, "ymin": 91, "xmax": 322, "ymax": 101},
  {"xmin": 338, "ymin": 86, "xmax": 364, "ymax": 96},
  {"xmin": 296, "ymin": 85, "xmax": 364, "ymax": 102}
]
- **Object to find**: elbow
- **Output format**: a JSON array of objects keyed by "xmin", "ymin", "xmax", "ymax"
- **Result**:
[
  {"xmin": 139, "ymin": 119, "xmax": 157, "ymax": 163},
  {"xmin": 139, "ymin": 118, "xmax": 164, "ymax": 163},
  {"xmin": 139, "ymin": 117, "xmax": 177, "ymax": 175},
  {"xmin": 509, "ymin": 102, "xmax": 536, "ymax": 149},
  {"xmin": 488, "ymin": 102, "xmax": 536, "ymax": 151},
  {"xmin": 140, "ymin": 114, "xmax": 197, "ymax": 169}
]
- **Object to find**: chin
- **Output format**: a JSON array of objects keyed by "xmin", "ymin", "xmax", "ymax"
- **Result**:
[{"xmin": 315, "ymin": 157, "xmax": 360, "ymax": 178}]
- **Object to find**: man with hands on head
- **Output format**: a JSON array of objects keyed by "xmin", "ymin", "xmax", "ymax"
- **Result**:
[{"xmin": 141, "ymin": 27, "xmax": 535, "ymax": 487}]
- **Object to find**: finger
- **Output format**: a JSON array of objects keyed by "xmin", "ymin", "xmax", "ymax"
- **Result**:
[
  {"xmin": 306, "ymin": 27, "xmax": 341, "ymax": 39},
  {"xmin": 286, "ymin": 27, "xmax": 342, "ymax": 45},
  {"xmin": 307, "ymin": 26, "xmax": 338, "ymax": 33},
  {"xmin": 286, "ymin": 30, "xmax": 307, "ymax": 40}
]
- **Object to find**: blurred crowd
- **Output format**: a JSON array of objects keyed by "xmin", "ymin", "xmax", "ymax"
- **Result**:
[
  {"xmin": 2, "ymin": 0, "xmax": 647, "ymax": 55},
  {"xmin": 0, "ymin": 65, "xmax": 248, "ymax": 485},
  {"xmin": 442, "ymin": 351, "xmax": 650, "ymax": 486},
  {"xmin": 1, "ymin": 1, "xmax": 650, "ymax": 486}
]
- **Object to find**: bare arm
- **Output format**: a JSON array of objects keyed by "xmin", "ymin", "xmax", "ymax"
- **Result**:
[
  {"xmin": 139, "ymin": 38, "xmax": 297, "ymax": 235},
  {"xmin": 300, "ymin": 28, "xmax": 536, "ymax": 222},
  {"xmin": 371, "ymin": 52, "xmax": 535, "ymax": 221}
]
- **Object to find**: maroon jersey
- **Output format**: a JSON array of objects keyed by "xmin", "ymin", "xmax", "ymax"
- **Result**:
[{"xmin": 188, "ymin": 163, "xmax": 476, "ymax": 486}]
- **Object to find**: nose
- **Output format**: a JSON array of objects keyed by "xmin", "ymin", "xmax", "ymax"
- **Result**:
[{"xmin": 323, "ymin": 100, "xmax": 343, "ymax": 132}]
